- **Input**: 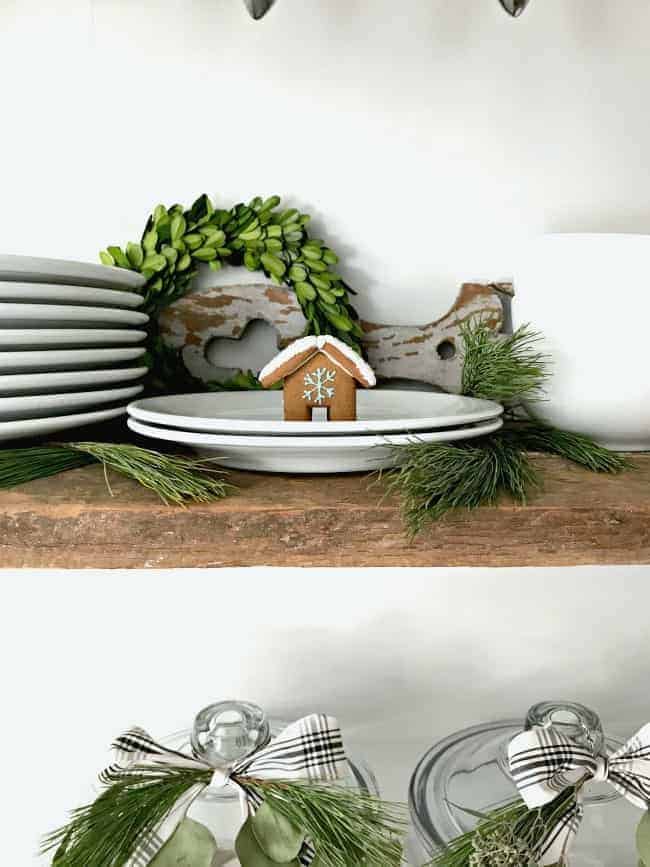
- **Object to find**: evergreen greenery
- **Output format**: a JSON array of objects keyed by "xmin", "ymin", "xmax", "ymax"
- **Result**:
[
  {"xmin": 43, "ymin": 765, "xmax": 407, "ymax": 867},
  {"xmin": 384, "ymin": 322, "xmax": 632, "ymax": 534},
  {"xmin": 0, "ymin": 443, "xmax": 231, "ymax": 505},
  {"xmin": 428, "ymin": 786, "xmax": 577, "ymax": 867},
  {"xmin": 43, "ymin": 766, "xmax": 213, "ymax": 867}
]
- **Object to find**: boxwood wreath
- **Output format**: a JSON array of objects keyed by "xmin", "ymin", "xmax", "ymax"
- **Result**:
[
  {"xmin": 0, "ymin": 194, "xmax": 633, "ymax": 526},
  {"xmin": 99, "ymin": 193, "xmax": 363, "ymax": 394}
]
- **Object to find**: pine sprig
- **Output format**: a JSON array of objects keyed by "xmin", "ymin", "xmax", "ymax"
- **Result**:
[
  {"xmin": 43, "ymin": 766, "xmax": 212, "ymax": 867},
  {"xmin": 501, "ymin": 420, "xmax": 632, "ymax": 474},
  {"xmin": 382, "ymin": 435, "xmax": 539, "ymax": 537},
  {"xmin": 244, "ymin": 778, "xmax": 407, "ymax": 867},
  {"xmin": 0, "ymin": 446, "xmax": 95, "ymax": 488},
  {"xmin": 461, "ymin": 320, "xmax": 549, "ymax": 404},
  {"xmin": 428, "ymin": 787, "xmax": 577, "ymax": 867},
  {"xmin": 0, "ymin": 443, "xmax": 232, "ymax": 505}
]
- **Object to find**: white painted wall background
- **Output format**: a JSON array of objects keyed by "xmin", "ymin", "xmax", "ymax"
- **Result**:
[
  {"xmin": 2, "ymin": 0, "xmax": 650, "ymax": 321},
  {"xmin": 2, "ymin": 1, "xmax": 650, "ymax": 864}
]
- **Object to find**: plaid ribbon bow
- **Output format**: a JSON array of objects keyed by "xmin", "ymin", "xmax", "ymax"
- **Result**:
[
  {"xmin": 508, "ymin": 723, "xmax": 650, "ymax": 865},
  {"xmin": 111, "ymin": 713, "xmax": 347, "ymax": 867}
]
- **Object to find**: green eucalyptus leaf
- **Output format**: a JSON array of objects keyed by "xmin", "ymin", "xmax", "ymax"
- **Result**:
[
  {"xmin": 150, "ymin": 818, "xmax": 217, "ymax": 867},
  {"xmin": 235, "ymin": 817, "xmax": 298, "ymax": 867},
  {"xmin": 637, "ymin": 812, "xmax": 650, "ymax": 865},
  {"xmin": 251, "ymin": 802, "xmax": 305, "ymax": 861}
]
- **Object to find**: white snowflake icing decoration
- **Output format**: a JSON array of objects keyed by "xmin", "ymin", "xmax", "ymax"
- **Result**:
[{"xmin": 303, "ymin": 367, "xmax": 336, "ymax": 403}]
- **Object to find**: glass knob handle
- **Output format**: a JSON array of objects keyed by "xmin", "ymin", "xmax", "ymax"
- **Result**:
[
  {"xmin": 191, "ymin": 700, "xmax": 271, "ymax": 766},
  {"xmin": 525, "ymin": 700, "xmax": 605, "ymax": 755}
]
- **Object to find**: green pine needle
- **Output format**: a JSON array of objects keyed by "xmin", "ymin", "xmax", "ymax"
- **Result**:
[
  {"xmin": 0, "ymin": 446, "xmax": 95, "ymax": 489},
  {"xmin": 245, "ymin": 778, "xmax": 407, "ymax": 867},
  {"xmin": 501, "ymin": 420, "xmax": 632, "ymax": 474},
  {"xmin": 461, "ymin": 320, "xmax": 549, "ymax": 403},
  {"xmin": 0, "ymin": 442, "xmax": 232, "ymax": 505},
  {"xmin": 382, "ymin": 435, "xmax": 540, "ymax": 537},
  {"xmin": 42, "ymin": 766, "xmax": 213, "ymax": 867},
  {"xmin": 428, "ymin": 787, "xmax": 577, "ymax": 867}
]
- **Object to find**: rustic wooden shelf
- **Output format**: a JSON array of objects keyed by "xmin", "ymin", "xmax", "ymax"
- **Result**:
[{"xmin": 1, "ymin": 454, "xmax": 649, "ymax": 568}]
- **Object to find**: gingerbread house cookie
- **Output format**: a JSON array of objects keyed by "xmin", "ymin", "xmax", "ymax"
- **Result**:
[{"xmin": 259, "ymin": 335, "xmax": 376, "ymax": 422}]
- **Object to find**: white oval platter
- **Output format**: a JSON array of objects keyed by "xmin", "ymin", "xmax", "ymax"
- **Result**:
[
  {"xmin": 127, "ymin": 390, "xmax": 503, "ymax": 436},
  {"xmin": 0, "ymin": 255, "xmax": 145, "ymax": 290},
  {"xmin": 0, "ymin": 366, "xmax": 148, "ymax": 395},
  {"xmin": 127, "ymin": 416, "xmax": 503, "ymax": 473},
  {"xmin": 0, "ymin": 384, "xmax": 143, "ymax": 420},
  {"xmin": 0, "ymin": 329, "xmax": 147, "ymax": 348},
  {"xmin": 0, "ymin": 404, "xmax": 130, "ymax": 442},
  {"xmin": 0, "ymin": 347, "xmax": 146, "ymax": 372},
  {"xmin": 0, "ymin": 281, "xmax": 144, "ymax": 309},
  {"xmin": 0, "ymin": 302, "xmax": 149, "ymax": 327}
]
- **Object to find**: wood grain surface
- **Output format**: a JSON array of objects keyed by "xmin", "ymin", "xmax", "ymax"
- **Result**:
[{"xmin": 1, "ymin": 455, "xmax": 648, "ymax": 568}]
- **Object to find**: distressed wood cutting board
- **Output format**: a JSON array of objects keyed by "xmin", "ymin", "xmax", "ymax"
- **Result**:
[{"xmin": 159, "ymin": 281, "xmax": 513, "ymax": 393}]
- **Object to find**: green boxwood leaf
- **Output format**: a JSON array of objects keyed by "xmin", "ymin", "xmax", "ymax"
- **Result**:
[
  {"xmin": 235, "ymin": 817, "xmax": 298, "ymax": 867},
  {"xmin": 126, "ymin": 242, "xmax": 144, "ymax": 269},
  {"xmin": 107, "ymin": 246, "xmax": 130, "ymax": 269},
  {"xmin": 99, "ymin": 250, "xmax": 114, "ymax": 267},
  {"xmin": 251, "ymin": 802, "xmax": 305, "ymax": 862},
  {"xmin": 142, "ymin": 228, "xmax": 158, "ymax": 252},
  {"xmin": 193, "ymin": 247, "xmax": 218, "ymax": 262},
  {"xmin": 150, "ymin": 818, "xmax": 217, "ymax": 867},
  {"xmin": 637, "ymin": 812, "xmax": 650, "ymax": 865},
  {"xmin": 142, "ymin": 253, "xmax": 167, "ymax": 273},
  {"xmin": 260, "ymin": 253, "xmax": 286, "ymax": 278},
  {"xmin": 170, "ymin": 215, "xmax": 186, "ymax": 243}
]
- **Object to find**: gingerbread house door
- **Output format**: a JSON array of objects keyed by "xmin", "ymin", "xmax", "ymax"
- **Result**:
[{"xmin": 283, "ymin": 351, "xmax": 357, "ymax": 421}]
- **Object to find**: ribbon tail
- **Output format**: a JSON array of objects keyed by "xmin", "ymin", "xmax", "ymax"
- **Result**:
[{"xmin": 534, "ymin": 797, "xmax": 583, "ymax": 867}]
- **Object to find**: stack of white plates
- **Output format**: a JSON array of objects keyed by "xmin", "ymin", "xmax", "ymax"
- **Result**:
[
  {"xmin": 127, "ymin": 391, "xmax": 504, "ymax": 473},
  {"xmin": 0, "ymin": 255, "xmax": 149, "ymax": 442}
]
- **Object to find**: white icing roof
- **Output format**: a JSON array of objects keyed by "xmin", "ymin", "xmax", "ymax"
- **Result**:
[{"xmin": 259, "ymin": 334, "xmax": 376, "ymax": 387}]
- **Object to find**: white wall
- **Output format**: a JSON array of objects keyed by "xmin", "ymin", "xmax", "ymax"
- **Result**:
[
  {"xmin": 2, "ymin": 0, "xmax": 650, "ymax": 323},
  {"xmin": 3, "ymin": 567, "xmax": 650, "ymax": 864}
]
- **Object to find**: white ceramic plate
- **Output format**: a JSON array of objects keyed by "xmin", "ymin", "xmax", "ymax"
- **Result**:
[
  {"xmin": 0, "ymin": 255, "xmax": 145, "ymax": 290},
  {"xmin": 127, "ymin": 390, "xmax": 503, "ymax": 436},
  {"xmin": 0, "ymin": 384, "xmax": 143, "ymax": 420},
  {"xmin": 127, "ymin": 416, "xmax": 503, "ymax": 473},
  {"xmin": 0, "ymin": 404, "xmax": 129, "ymax": 442},
  {"xmin": 0, "ymin": 366, "xmax": 147, "ymax": 395},
  {"xmin": 0, "ymin": 281, "xmax": 144, "ymax": 309},
  {"xmin": 0, "ymin": 347, "xmax": 146, "ymax": 372},
  {"xmin": 0, "ymin": 302, "xmax": 149, "ymax": 327},
  {"xmin": 0, "ymin": 329, "xmax": 147, "ymax": 348}
]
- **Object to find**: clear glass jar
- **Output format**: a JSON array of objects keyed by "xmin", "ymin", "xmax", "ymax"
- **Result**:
[
  {"xmin": 163, "ymin": 700, "xmax": 380, "ymax": 866},
  {"xmin": 408, "ymin": 701, "xmax": 639, "ymax": 867}
]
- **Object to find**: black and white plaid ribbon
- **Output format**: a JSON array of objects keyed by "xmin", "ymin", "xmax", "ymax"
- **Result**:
[
  {"xmin": 508, "ymin": 723, "xmax": 650, "ymax": 865},
  {"xmin": 110, "ymin": 713, "xmax": 346, "ymax": 867}
]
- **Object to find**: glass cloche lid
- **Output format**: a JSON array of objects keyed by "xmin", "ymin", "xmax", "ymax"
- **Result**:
[
  {"xmin": 163, "ymin": 700, "xmax": 379, "ymax": 866},
  {"xmin": 409, "ymin": 700, "xmax": 639, "ymax": 867}
]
